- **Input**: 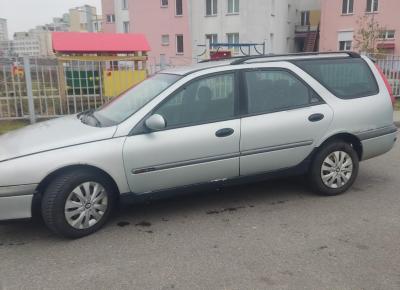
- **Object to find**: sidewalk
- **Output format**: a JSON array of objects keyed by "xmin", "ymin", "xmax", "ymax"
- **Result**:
[{"xmin": 395, "ymin": 111, "xmax": 400, "ymax": 127}]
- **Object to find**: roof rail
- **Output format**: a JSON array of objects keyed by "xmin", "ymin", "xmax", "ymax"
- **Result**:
[
  {"xmin": 199, "ymin": 56, "xmax": 243, "ymax": 63},
  {"xmin": 230, "ymin": 51, "xmax": 361, "ymax": 65}
]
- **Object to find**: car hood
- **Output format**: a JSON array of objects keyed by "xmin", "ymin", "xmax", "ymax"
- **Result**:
[{"xmin": 0, "ymin": 115, "xmax": 117, "ymax": 162}]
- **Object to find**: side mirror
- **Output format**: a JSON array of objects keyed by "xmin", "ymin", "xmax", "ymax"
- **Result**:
[{"xmin": 144, "ymin": 114, "xmax": 166, "ymax": 131}]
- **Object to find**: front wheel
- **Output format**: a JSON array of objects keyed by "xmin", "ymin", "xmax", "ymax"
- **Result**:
[
  {"xmin": 41, "ymin": 169, "xmax": 116, "ymax": 238},
  {"xmin": 308, "ymin": 141, "xmax": 359, "ymax": 196}
]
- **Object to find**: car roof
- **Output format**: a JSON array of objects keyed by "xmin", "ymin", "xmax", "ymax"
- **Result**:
[
  {"xmin": 161, "ymin": 59, "xmax": 233, "ymax": 76},
  {"xmin": 160, "ymin": 51, "xmax": 362, "ymax": 76}
]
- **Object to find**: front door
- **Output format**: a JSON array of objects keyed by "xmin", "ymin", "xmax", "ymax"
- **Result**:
[
  {"xmin": 123, "ymin": 72, "xmax": 240, "ymax": 193},
  {"xmin": 240, "ymin": 68, "xmax": 334, "ymax": 176}
]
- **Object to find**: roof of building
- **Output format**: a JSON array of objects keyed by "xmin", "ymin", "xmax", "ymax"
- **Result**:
[{"xmin": 52, "ymin": 32, "xmax": 151, "ymax": 54}]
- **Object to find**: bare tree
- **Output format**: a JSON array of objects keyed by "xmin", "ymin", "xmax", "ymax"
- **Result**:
[{"xmin": 353, "ymin": 15, "xmax": 385, "ymax": 54}]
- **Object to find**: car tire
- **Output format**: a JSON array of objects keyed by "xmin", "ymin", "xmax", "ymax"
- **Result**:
[
  {"xmin": 41, "ymin": 169, "xmax": 116, "ymax": 238},
  {"xmin": 308, "ymin": 141, "xmax": 359, "ymax": 196}
]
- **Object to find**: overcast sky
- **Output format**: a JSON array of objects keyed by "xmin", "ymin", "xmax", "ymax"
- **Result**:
[{"xmin": 0, "ymin": 0, "xmax": 102, "ymax": 38}]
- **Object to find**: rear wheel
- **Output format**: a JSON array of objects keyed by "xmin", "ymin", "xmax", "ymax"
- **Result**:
[
  {"xmin": 308, "ymin": 141, "xmax": 359, "ymax": 196},
  {"xmin": 41, "ymin": 169, "xmax": 116, "ymax": 238}
]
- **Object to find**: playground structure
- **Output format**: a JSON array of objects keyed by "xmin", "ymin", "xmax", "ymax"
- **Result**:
[{"xmin": 52, "ymin": 32, "xmax": 150, "ymax": 113}]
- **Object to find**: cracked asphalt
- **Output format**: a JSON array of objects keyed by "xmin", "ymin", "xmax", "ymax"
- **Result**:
[{"xmin": 0, "ymin": 143, "xmax": 399, "ymax": 290}]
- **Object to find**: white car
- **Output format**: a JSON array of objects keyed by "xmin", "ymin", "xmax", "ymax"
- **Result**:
[{"xmin": 0, "ymin": 52, "xmax": 397, "ymax": 238}]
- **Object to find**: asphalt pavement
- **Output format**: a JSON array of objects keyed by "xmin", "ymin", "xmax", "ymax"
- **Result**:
[{"xmin": 0, "ymin": 143, "xmax": 400, "ymax": 290}]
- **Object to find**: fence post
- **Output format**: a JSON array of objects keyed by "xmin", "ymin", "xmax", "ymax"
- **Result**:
[{"xmin": 23, "ymin": 55, "xmax": 36, "ymax": 124}]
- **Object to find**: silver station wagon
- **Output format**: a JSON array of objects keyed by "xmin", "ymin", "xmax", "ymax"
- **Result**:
[{"xmin": 0, "ymin": 52, "xmax": 397, "ymax": 238}]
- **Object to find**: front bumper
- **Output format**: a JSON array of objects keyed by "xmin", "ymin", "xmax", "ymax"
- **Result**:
[{"xmin": 0, "ymin": 184, "xmax": 37, "ymax": 220}]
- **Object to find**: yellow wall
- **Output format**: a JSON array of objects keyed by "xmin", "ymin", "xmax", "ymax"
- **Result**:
[
  {"xmin": 103, "ymin": 70, "xmax": 147, "ymax": 97},
  {"xmin": 310, "ymin": 10, "xmax": 321, "ymax": 27}
]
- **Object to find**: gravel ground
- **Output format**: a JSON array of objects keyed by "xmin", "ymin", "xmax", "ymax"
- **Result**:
[{"xmin": 0, "ymin": 144, "xmax": 399, "ymax": 290}]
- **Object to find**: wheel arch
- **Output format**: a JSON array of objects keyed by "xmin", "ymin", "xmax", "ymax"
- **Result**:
[
  {"xmin": 36, "ymin": 164, "xmax": 121, "ymax": 198},
  {"xmin": 316, "ymin": 132, "xmax": 363, "ymax": 160}
]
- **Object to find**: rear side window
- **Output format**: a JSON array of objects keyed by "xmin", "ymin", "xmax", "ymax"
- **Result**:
[
  {"xmin": 245, "ymin": 69, "xmax": 321, "ymax": 115},
  {"xmin": 293, "ymin": 58, "xmax": 379, "ymax": 99}
]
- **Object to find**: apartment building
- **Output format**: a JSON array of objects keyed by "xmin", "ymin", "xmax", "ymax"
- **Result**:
[
  {"xmin": 0, "ymin": 18, "xmax": 11, "ymax": 56},
  {"xmin": 12, "ymin": 32, "xmax": 41, "ymax": 56},
  {"xmin": 102, "ymin": 0, "xmax": 320, "ymax": 68},
  {"xmin": 320, "ymin": 0, "xmax": 400, "ymax": 54},
  {"xmin": 3, "ymin": 5, "xmax": 103, "ymax": 57},
  {"xmin": 102, "ymin": 0, "xmax": 191, "ymax": 70},
  {"xmin": 191, "ymin": 0, "xmax": 321, "ymax": 60},
  {"xmin": 0, "ymin": 18, "xmax": 8, "ymax": 41},
  {"xmin": 69, "ymin": 5, "xmax": 103, "ymax": 33}
]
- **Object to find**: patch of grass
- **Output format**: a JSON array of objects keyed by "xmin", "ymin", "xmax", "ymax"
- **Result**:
[{"xmin": 0, "ymin": 120, "xmax": 29, "ymax": 135}]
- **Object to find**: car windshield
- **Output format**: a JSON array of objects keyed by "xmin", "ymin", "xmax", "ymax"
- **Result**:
[{"xmin": 93, "ymin": 73, "xmax": 181, "ymax": 126}]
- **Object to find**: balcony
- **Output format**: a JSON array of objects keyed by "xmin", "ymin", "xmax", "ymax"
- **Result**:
[
  {"xmin": 294, "ymin": 25, "xmax": 320, "ymax": 52},
  {"xmin": 295, "ymin": 25, "xmax": 319, "ymax": 35}
]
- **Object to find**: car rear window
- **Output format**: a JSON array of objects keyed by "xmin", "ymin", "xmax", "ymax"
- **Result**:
[{"xmin": 293, "ymin": 58, "xmax": 379, "ymax": 99}]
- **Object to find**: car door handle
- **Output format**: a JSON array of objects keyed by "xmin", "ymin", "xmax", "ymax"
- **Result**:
[
  {"xmin": 308, "ymin": 113, "xmax": 324, "ymax": 122},
  {"xmin": 215, "ymin": 128, "xmax": 234, "ymax": 138}
]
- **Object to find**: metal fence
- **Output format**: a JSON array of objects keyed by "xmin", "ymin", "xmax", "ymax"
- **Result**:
[
  {"xmin": 0, "ymin": 56, "xmax": 148, "ymax": 122},
  {"xmin": 1, "ymin": 53, "xmax": 400, "ymax": 122},
  {"xmin": 368, "ymin": 53, "xmax": 400, "ymax": 97}
]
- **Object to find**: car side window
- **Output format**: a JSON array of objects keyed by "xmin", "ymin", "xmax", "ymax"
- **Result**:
[
  {"xmin": 155, "ymin": 73, "xmax": 235, "ymax": 128},
  {"xmin": 245, "ymin": 70, "xmax": 319, "ymax": 115}
]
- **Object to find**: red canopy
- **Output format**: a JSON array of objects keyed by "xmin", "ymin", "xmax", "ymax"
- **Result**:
[{"xmin": 52, "ymin": 32, "xmax": 151, "ymax": 53}]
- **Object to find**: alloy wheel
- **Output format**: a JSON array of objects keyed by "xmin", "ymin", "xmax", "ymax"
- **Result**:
[
  {"xmin": 64, "ymin": 182, "xmax": 108, "ymax": 229},
  {"xmin": 321, "ymin": 151, "xmax": 353, "ymax": 189}
]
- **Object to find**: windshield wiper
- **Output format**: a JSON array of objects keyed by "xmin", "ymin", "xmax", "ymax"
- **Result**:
[
  {"xmin": 87, "ymin": 110, "xmax": 102, "ymax": 127},
  {"xmin": 79, "ymin": 109, "xmax": 101, "ymax": 127}
]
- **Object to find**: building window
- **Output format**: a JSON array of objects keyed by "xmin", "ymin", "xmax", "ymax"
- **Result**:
[
  {"xmin": 176, "ymin": 34, "xmax": 184, "ymax": 54},
  {"xmin": 123, "ymin": 21, "xmax": 130, "ymax": 33},
  {"xmin": 206, "ymin": 34, "xmax": 218, "ymax": 46},
  {"xmin": 379, "ymin": 30, "xmax": 395, "ymax": 39},
  {"xmin": 162, "ymin": 34, "xmax": 170, "ymax": 45},
  {"xmin": 161, "ymin": 0, "xmax": 168, "ymax": 7},
  {"xmin": 366, "ymin": 0, "xmax": 378, "ymax": 12},
  {"xmin": 122, "ymin": 0, "xmax": 128, "ymax": 10},
  {"xmin": 106, "ymin": 14, "xmax": 115, "ymax": 23},
  {"xmin": 176, "ymin": 0, "xmax": 183, "ymax": 15},
  {"xmin": 339, "ymin": 40, "xmax": 352, "ymax": 51},
  {"xmin": 206, "ymin": 0, "xmax": 218, "ymax": 16},
  {"xmin": 342, "ymin": 0, "xmax": 354, "ymax": 14},
  {"xmin": 301, "ymin": 11, "xmax": 310, "ymax": 26},
  {"xmin": 227, "ymin": 33, "xmax": 239, "ymax": 53},
  {"xmin": 227, "ymin": 0, "xmax": 239, "ymax": 14}
]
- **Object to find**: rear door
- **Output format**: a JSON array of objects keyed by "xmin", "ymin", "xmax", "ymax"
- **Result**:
[{"xmin": 240, "ymin": 68, "xmax": 333, "ymax": 176}]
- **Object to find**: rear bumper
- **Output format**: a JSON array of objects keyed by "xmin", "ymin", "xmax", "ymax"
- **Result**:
[
  {"xmin": 360, "ymin": 127, "xmax": 397, "ymax": 161},
  {"xmin": 0, "ymin": 184, "xmax": 36, "ymax": 220}
]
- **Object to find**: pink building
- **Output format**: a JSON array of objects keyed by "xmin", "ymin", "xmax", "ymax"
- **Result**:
[
  {"xmin": 320, "ymin": 0, "xmax": 400, "ymax": 55},
  {"xmin": 102, "ymin": 0, "xmax": 192, "ymax": 71}
]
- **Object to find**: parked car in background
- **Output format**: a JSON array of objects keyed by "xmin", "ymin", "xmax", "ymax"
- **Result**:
[{"xmin": 0, "ymin": 52, "xmax": 397, "ymax": 238}]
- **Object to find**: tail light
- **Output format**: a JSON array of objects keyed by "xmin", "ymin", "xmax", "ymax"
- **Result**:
[{"xmin": 375, "ymin": 63, "xmax": 396, "ymax": 107}]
